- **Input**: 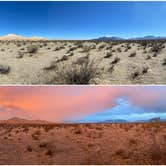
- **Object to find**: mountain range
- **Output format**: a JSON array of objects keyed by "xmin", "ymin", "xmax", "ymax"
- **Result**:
[
  {"xmin": 0, "ymin": 117, "xmax": 165, "ymax": 124},
  {"xmin": 93, "ymin": 36, "xmax": 166, "ymax": 41}
]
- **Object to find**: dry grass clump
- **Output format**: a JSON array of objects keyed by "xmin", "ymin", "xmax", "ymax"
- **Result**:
[{"xmin": 52, "ymin": 57, "xmax": 100, "ymax": 84}]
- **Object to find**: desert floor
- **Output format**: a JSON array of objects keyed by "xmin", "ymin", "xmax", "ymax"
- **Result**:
[
  {"xmin": 0, "ymin": 122, "xmax": 165, "ymax": 164},
  {"xmin": 0, "ymin": 40, "xmax": 166, "ymax": 84}
]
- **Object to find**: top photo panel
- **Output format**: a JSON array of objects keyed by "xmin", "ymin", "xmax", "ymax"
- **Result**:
[{"xmin": 0, "ymin": 1, "xmax": 166, "ymax": 85}]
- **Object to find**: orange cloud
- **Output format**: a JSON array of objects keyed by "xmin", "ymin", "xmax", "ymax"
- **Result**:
[{"xmin": 0, "ymin": 86, "xmax": 165, "ymax": 121}]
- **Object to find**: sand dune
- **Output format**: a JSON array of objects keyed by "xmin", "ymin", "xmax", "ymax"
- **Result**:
[
  {"xmin": 0, "ymin": 120, "xmax": 165, "ymax": 164},
  {"xmin": 0, "ymin": 34, "xmax": 47, "ymax": 41}
]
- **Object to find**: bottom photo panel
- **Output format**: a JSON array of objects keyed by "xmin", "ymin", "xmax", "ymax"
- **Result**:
[{"xmin": 0, "ymin": 86, "xmax": 165, "ymax": 165}]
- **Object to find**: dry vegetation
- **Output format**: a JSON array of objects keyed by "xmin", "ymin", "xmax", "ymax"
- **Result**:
[
  {"xmin": 0, "ymin": 40, "xmax": 166, "ymax": 84},
  {"xmin": 0, "ymin": 122, "xmax": 165, "ymax": 164}
]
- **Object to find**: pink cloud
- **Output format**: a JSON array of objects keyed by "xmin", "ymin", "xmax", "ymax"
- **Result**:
[{"xmin": 0, "ymin": 86, "xmax": 165, "ymax": 121}]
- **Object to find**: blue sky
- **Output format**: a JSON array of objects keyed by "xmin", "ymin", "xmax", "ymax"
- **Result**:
[
  {"xmin": 0, "ymin": 1, "xmax": 166, "ymax": 39},
  {"xmin": 76, "ymin": 98, "xmax": 166, "ymax": 123}
]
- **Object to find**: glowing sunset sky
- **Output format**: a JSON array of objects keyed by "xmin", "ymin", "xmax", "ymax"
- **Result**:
[{"xmin": 0, "ymin": 86, "xmax": 165, "ymax": 122}]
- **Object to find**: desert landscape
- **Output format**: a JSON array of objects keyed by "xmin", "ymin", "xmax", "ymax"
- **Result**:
[
  {"xmin": 0, "ymin": 34, "xmax": 166, "ymax": 84},
  {"xmin": 0, "ymin": 118, "xmax": 165, "ymax": 165}
]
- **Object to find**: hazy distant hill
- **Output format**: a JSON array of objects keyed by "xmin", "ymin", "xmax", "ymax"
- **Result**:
[
  {"xmin": 0, "ymin": 117, "xmax": 53, "ymax": 124},
  {"xmin": 93, "ymin": 36, "xmax": 166, "ymax": 41}
]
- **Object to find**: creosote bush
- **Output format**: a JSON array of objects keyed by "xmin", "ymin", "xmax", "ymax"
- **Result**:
[{"xmin": 52, "ymin": 57, "xmax": 100, "ymax": 84}]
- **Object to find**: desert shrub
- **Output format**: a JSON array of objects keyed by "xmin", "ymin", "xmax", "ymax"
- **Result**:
[
  {"xmin": 151, "ymin": 45, "xmax": 162, "ymax": 53},
  {"xmin": 65, "ymin": 52, "xmax": 74, "ymax": 57},
  {"xmin": 66, "ymin": 46, "xmax": 77, "ymax": 53},
  {"xmin": 129, "ymin": 52, "xmax": 136, "ymax": 57},
  {"xmin": 108, "ymin": 65, "xmax": 114, "ymax": 72},
  {"xmin": 16, "ymin": 51, "xmax": 24, "ymax": 58},
  {"xmin": 142, "ymin": 66, "xmax": 149, "ymax": 74},
  {"xmin": 143, "ymin": 50, "xmax": 147, "ymax": 54},
  {"xmin": 79, "ymin": 45, "xmax": 93, "ymax": 53},
  {"xmin": 17, "ymin": 43, "xmax": 21, "ymax": 47},
  {"xmin": 45, "ymin": 149, "xmax": 54, "ymax": 156},
  {"xmin": 129, "ymin": 139, "xmax": 137, "ymax": 145},
  {"xmin": 87, "ymin": 143, "xmax": 94, "ymax": 147},
  {"xmin": 27, "ymin": 45, "xmax": 38, "ymax": 53},
  {"xmin": 111, "ymin": 57, "xmax": 120, "ymax": 64},
  {"xmin": 57, "ymin": 55, "xmax": 69, "ymax": 62},
  {"xmin": 131, "ymin": 71, "xmax": 139, "ymax": 79},
  {"xmin": 104, "ymin": 52, "xmax": 112, "ymax": 58},
  {"xmin": 127, "ymin": 45, "xmax": 131, "ymax": 50},
  {"xmin": 27, "ymin": 145, "xmax": 32, "ymax": 152},
  {"xmin": 115, "ymin": 149, "xmax": 129, "ymax": 159},
  {"xmin": 140, "ymin": 41, "xmax": 148, "ymax": 47},
  {"xmin": 74, "ymin": 128, "xmax": 82, "ymax": 134},
  {"xmin": 22, "ymin": 126, "xmax": 29, "ymax": 132},
  {"xmin": 52, "ymin": 57, "xmax": 100, "ymax": 84},
  {"xmin": 0, "ymin": 64, "xmax": 10, "ymax": 74},
  {"xmin": 39, "ymin": 141, "xmax": 48, "ymax": 148},
  {"xmin": 153, "ymin": 52, "xmax": 158, "ymax": 57},
  {"xmin": 146, "ymin": 55, "xmax": 151, "ymax": 60},
  {"xmin": 117, "ymin": 47, "xmax": 121, "ymax": 52},
  {"xmin": 20, "ymin": 48, "xmax": 25, "ymax": 51},
  {"xmin": 105, "ymin": 45, "xmax": 112, "ymax": 50},
  {"xmin": 162, "ymin": 58, "xmax": 166, "ymax": 65},
  {"xmin": 44, "ymin": 125, "xmax": 54, "ymax": 132},
  {"xmin": 31, "ymin": 130, "xmax": 40, "ymax": 140},
  {"xmin": 98, "ymin": 44, "xmax": 106, "ymax": 50}
]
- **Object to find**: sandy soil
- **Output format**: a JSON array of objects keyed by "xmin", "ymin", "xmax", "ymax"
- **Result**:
[
  {"xmin": 0, "ymin": 122, "xmax": 165, "ymax": 164},
  {"xmin": 0, "ymin": 40, "xmax": 166, "ymax": 84}
]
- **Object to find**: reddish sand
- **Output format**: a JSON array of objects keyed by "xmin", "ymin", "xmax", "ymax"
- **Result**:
[{"xmin": 0, "ymin": 121, "xmax": 165, "ymax": 164}]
